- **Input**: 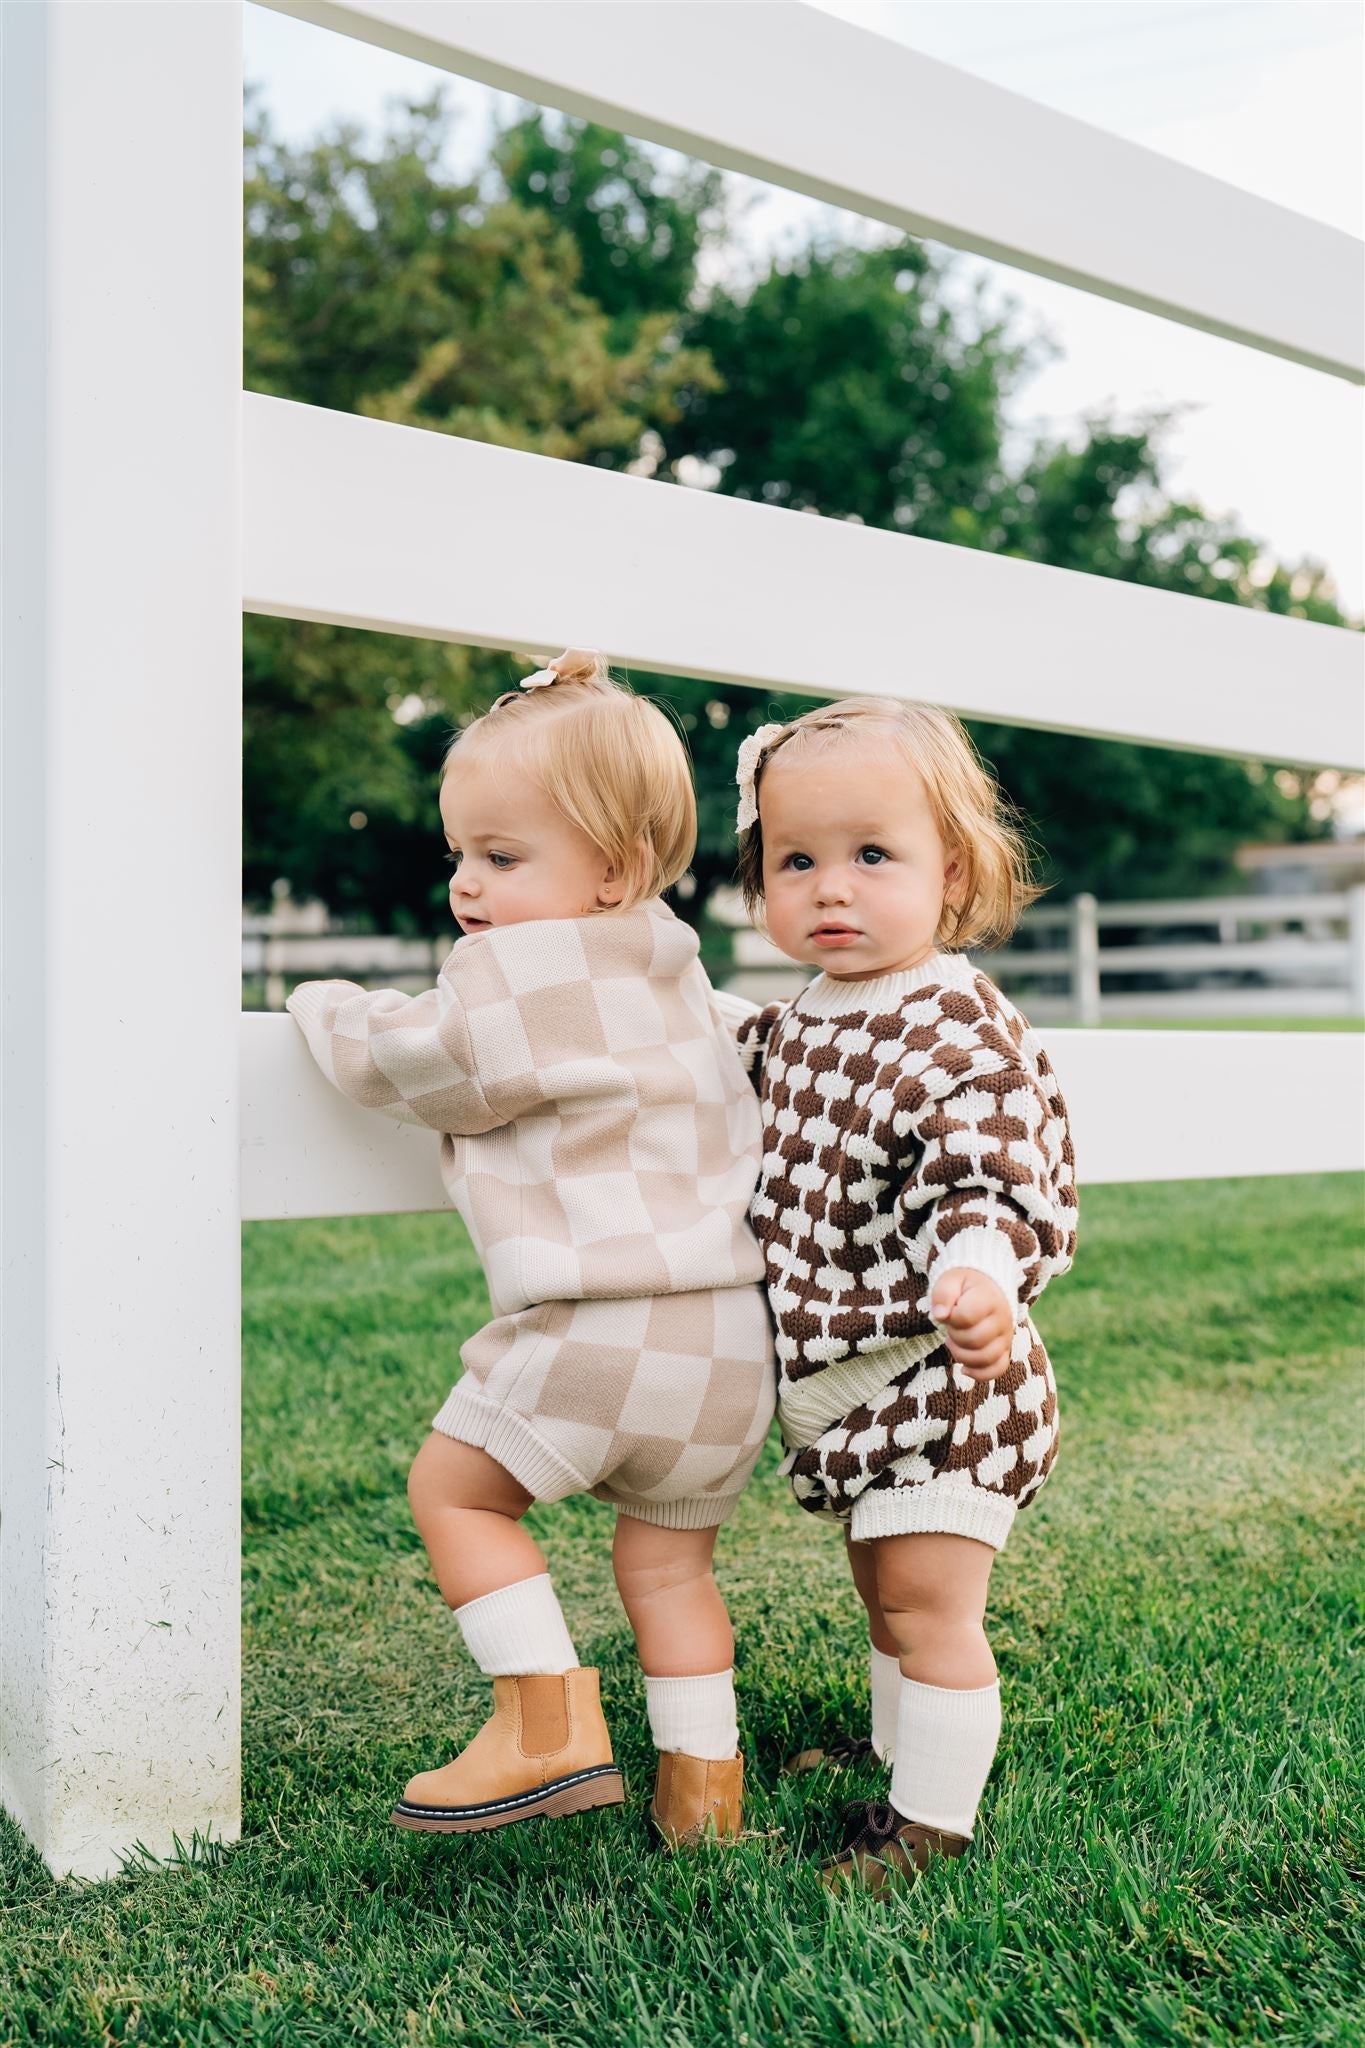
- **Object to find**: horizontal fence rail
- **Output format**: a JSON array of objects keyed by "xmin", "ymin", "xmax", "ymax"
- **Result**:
[
  {"xmin": 261, "ymin": 0, "xmax": 1364, "ymax": 381},
  {"xmin": 241, "ymin": 1014, "xmax": 1365, "ymax": 1217},
  {"xmin": 243, "ymin": 397, "xmax": 1364, "ymax": 771}
]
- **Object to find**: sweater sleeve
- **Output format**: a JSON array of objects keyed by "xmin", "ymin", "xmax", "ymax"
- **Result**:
[
  {"xmin": 895, "ymin": 1008, "xmax": 1077, "ymax": 1320},
  {"xmin": 285, "ymin": 952, "xmax": 501, "ymax": 1136},
  {"xmin": 728, "ymin": 999, "xmax": 785, "ymax": 1094}
]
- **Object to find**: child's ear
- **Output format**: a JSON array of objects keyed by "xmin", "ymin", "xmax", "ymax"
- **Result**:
[
  {"xmin": 943, "ymin": 851, "xmax": 967, "ymax": 906},
  {"xmin": 597, "ymin": 862, "xmax": 628, "ymax": 909}
]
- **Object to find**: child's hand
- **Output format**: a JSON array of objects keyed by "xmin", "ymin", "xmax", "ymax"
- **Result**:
[{"xmin": 929, "ymin": 1269, "xmax": 1015, "ymax": 1380}]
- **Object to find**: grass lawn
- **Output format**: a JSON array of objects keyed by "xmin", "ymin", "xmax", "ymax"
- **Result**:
[{"xmin": 2, "ymin": 1173, "xmax": 1362, "ymax": 2046}]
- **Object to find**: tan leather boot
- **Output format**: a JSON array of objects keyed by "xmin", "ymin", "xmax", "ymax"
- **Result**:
[
  {"xmin": 392, "ymin": 1668, "xmax": 625, "ymax": 1834},
  {"xmin": 650, "ymin": 1750, "xmax": 744, "ymax": 1849}
]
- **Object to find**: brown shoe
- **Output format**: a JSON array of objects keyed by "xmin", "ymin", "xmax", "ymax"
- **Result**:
[
  {"xmin": 782, "ymin": 1732, "xmax": 881, "ymax": 1777},
  {"xmin": 651, "ymin": 1750, "xmax": 744, "ymax": 1849},
  {"xmin": 392, "ymin": 1668, "xmax": 625, "ymax": 1834},
  {"xmin": 819, "ymin": 1800, "xmax": 968, "ymax": 1893}
]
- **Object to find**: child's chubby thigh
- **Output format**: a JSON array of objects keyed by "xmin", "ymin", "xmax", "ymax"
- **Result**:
[{"xmin": 430, "ymin": 1284, "xmax": 777, "ymax": 1523}]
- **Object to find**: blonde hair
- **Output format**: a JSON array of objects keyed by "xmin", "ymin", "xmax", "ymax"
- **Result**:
[
  {"xmin": 443, "ymin": 650, "xmax": 696, "ymax": 910},
  {"xmin": 736, "ymin": 697, "xmax": 1041, "ymax": 949}
]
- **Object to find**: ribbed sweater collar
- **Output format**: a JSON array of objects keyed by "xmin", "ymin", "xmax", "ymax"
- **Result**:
[{"xmin": 791, "ymin": 950, "xmax": 980, "ymax": 1019}]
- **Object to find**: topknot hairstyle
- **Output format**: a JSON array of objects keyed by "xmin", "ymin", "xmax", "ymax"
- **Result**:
[
  {"xmin": 735, "ymin": 696, "xmax": 1041, "ymax": 949},
  {"xmin": 443, "ymin": 650, "xmax": 697, "ymax": 910}
]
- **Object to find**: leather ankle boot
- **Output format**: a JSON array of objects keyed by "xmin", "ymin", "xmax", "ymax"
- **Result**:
[
  {"xmin": 392, "ymin": 1667, "xmax": 625, "ymax": 1834},
  {"xmin": 650, "ymin": 1750, "xmax": 744, "ymax": 1849}
]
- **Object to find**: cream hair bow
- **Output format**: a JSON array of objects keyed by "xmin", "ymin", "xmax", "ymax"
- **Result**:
[
  {"xmin": 735, "ymin": 723, "xmax": 785, "ymax": 832},
  {"xmin": 519, "ymin": 652, "xmax": 569, "ymax": 690}
]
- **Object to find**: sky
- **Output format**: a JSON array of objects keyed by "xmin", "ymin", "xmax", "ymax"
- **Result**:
[{"xmin": 242, "ymin": 0, "xmax": 1364, "ymax": 612}]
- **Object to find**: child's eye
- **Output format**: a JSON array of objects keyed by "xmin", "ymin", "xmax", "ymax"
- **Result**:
[
  {"xmin": 783, "ymin": 853, "xmax": 815, "ymax": 872},
  {"xmin": 444, "ymin": 850, "xmax": 461, "ymax": 867},
  {"xmin": 858, "ymin": 846, "xmax": 889, "ymax": 866},
  {"xmin": 489, "ymin": 853, "xmax": 516, "ymax": 871}
]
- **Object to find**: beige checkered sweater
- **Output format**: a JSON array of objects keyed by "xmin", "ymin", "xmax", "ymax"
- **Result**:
[{"xmin": 285, "ymin": 901, "xmax": 765, "ymax": 1315}]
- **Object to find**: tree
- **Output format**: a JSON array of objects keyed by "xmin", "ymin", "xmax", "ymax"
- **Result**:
[
  {"xmin": 244, "ymin": 97, "xmax": 1353, "ymax": 932},
  {"xmin": 658, "ymin": 259, "xmax": 1348, "ymax": 908},
  {"xmin": 243, "ymin": 92, "xmax": 715, "ymax": 925}
]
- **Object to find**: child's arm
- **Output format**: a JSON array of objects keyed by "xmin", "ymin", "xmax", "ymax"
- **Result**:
[
  {"xmin": 285, "ymin": 952, "xmax": 501, "ymax": 1135},
  {"xmin": 709, "ymin": 988, "xmax": 782, "ymax": 1091},
  {"xmin": 896, "ymin": 1030, "xmax": 1077, "ymax": 1370}
]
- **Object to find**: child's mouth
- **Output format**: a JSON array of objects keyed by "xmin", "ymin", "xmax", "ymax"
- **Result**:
[
  {"xmin": 812, "ymin": 924, "xmax": 861, "ymax": 948},
  {"xmin": 459, "ymin": 915, "xmax": 492, "ymax": 933}
]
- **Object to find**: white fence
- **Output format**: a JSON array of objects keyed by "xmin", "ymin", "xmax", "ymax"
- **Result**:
[
  {"xmin": 4, "ymin": 0, "xmax": 1363, "ymax": 1881},
  {"xmin": 245, "ymin": 887, "xmax": 1365, "ymax": 1023}
]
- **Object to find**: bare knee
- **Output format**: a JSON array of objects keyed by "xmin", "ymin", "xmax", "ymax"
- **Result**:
[
  {"xmin": 611, "ymin": 1523, "xmax": 718, "ymax": 1610},
  {"xmin": 874, "ymin": 1534, "xmax": 994, "ymax": 1664}
]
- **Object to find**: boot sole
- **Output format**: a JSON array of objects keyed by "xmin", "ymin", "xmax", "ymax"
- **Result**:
[{"xmin": 390, "ymin": 1763, "xmax": 626, "ymax": 1834}]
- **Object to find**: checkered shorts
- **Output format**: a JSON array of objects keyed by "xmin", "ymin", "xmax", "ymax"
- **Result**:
[{"xmin": 432, "ymin": 1285, "xmax": 777, "ymax": 1528}]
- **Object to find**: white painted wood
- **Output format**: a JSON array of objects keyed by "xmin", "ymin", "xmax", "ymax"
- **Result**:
[
  {"xmin": 1070, "ymin": 895, "xmax": 1101, "ymax": 1027},
  {"xmin": 1078, "ymin": 894, "xmax": 1352, "ymax": 927},
  {"xmin": 258, "ymin": 0, "xmax": 1363, "ymax": 382},
  {"xmin": 242, "ymin": 1013, "xmax": 1364, "ymax": 1210},
  {"xmin": 1349, "ymin": 885, "xmax": 1365, "ymax": 1015},
  {"xmin": 242, "ymin": 397, "xmax": 1364, "ymax": 771},
  {"xmin": 992, "ymin": 939, "xmax": 1351, "ymax": 975},
  {"xmin": 243, "ymin": 1016, "xmax": 448, "ymax": 1220},
  {"xmin": 0, "ymin": 0, "xmax": 243, "ymax": 1880}
]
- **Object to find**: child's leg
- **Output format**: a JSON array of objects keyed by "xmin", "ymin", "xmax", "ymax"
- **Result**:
[
  {"xmin": 408, "ymin": 1431, "xmax": 544, "ymax": 1608},
  {"xmin": 613, "ymin": 1518, "xmax": 743, "ymax": 1845},
  {"xmin": 393, "ymin": 1434, "xmax": 622, "ymax": 1832},
  {"xmin": 611, "ymin": 1518, "xmax": 733, "ymax": 1678},
  {"xmin": 872, "ymin": 1531, "xmax": 1001, "ymax": 1838}
]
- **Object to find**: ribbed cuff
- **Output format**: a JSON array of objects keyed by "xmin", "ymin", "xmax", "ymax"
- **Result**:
[
  {"xmin": 454, "ymin": 1573, "xmax": 579, "ymax": 1677},
  {"xmin": 870, "ymin": 1645, "xmax": 901, "ymax": 1763},
  {"xmin": 645, "ymin": 1669, "xmax": 738, "ymax": 1761},
  {"xmin": 283, "ymin": 980, "xmax": 332, "ymax": 1030},
  {"xmin": 849, "ymin": 1474, "xmax": 1016, "ymax": 1551},
  {"xmin": 921, "ymin": 1229, "xmax": 1026, "ymax": 1318},
  {"xmin": 889, "ymin": 1677, "xmax": 1002, "ymax": 1838}
]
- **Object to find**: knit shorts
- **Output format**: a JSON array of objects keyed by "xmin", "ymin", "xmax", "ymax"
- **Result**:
[
  {"xmin": 432, "ymin": 1285, "xmax": 777, "ymax": 1529},
  {"xmin": 776, "ymin": 1315, "xmax": 1059, "ymax": 1552}
]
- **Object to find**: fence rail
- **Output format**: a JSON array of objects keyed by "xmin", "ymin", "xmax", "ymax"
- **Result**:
[
  {"xmin": 245, "ymin": 885, "xmax": 1365, "ymax": 1024},
  {"xmin": 262, "ymin": 0, "xmax": 1364, "ymax": 380}
]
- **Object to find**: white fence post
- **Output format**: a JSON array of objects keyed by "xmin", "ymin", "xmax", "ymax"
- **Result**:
[
  {"xmin": 1, "ymin": 0, "xmax": 243, "ymax": 1878},
  {"xmin": 1348, "ymin": 883, "xmax": 1365, "ymax": 1017},
  {"xmin": 1070, "ymin": 894, "xmax": 1102, "ymax": 1026}
]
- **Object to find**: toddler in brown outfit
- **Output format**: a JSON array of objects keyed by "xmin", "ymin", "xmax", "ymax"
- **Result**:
[
  {"xmin": 287, "ymin": 652, "xmax": 774, "ymax": 1847},
  {"xmin": 718, "ymin": 697, "xmax": 1078, "ymax": 1891}
]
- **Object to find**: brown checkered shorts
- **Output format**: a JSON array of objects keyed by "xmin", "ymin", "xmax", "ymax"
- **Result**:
[{"xmin": 432, "ymin": 1285, "xmax": 777, "ymax": 1528}]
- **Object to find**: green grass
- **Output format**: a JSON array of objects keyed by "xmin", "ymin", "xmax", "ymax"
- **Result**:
[{"xmin": 3, "ymin": 1176, "xmax": 1362, "ymax": 2047}]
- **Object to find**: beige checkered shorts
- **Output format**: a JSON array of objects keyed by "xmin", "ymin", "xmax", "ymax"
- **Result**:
[{"xmin": 431, "ymin": 1286, "xmax": 777, "ymax": 1528}]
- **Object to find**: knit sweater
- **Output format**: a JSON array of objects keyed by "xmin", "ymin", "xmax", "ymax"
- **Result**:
[
  {"xmin": 729, "ymin": 952, "xmax": 1077, "ymax": 1401},
  {"xmin": 286, "ymin": 901, "xmax": 765, "ymax": 1316}
]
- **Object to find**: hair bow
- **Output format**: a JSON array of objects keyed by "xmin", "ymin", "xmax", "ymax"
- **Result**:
[
  {"xmin": 735, "ymin": 723, "xmax": 785, "ymax": 833},
  {"xmin": 519, "ymin": 653, "xmax": 567, "ymax": 691}
]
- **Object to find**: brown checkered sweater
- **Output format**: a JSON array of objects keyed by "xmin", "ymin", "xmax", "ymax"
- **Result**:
[
  {"xmin": 727, "ymin": 952, "xmax": 1077, "ymax": 1399},
  {"xmin": 286, "ymin": 901, "xmax": 765, "ymax": 1316}
]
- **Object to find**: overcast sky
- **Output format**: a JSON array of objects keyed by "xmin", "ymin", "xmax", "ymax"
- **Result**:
[{"xmin": 243, "ymin": 0, "xmax": 1363, "ymax": 612}]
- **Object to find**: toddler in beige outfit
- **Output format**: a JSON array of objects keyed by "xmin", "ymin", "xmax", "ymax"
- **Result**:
[{"xmin": 287, "ymin": 652, "xmax": 774, "ymax": 1847}]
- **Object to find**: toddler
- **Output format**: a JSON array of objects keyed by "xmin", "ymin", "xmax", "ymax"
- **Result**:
[
  {"xmin": 286, "ymin": 651, "xmax": 775, "ymax": 1848},
  {"xmin": 722, "ymin": 696, "xmax": 1077, "ymax": 1892}
]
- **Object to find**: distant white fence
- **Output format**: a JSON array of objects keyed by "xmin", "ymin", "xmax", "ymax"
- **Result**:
[
  {"xmin": 250, "ymin": 886, "xmax": 1365, "ymax": 1024},
  {"xmin": 7, "ymin": 0, "xmax": 1364, "ymax": 1884}
]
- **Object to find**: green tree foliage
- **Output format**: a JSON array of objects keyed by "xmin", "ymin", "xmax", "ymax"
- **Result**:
[
  {"xmin": 244, "ymin": 96, "xmax": 1350, "ymax": 933},
  {"xmin": 243, "ymin": 93, "xmax": 715, "ymax": 925},
  {"xmin": 494, "ymin": 115, "xmax": 724, "ymax": 343}
]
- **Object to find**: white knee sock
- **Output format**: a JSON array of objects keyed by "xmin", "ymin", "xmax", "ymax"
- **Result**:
[
  {"xmin": 453, "ymin": 1572, "xmax": 579, "ymax": 1676},
  {"xmin": 870, "ymin": 1645, "xmax": 901, "ymax": 1762},
  {"xmin": 888, "ymin": 1677, "xmax": 1002, "ymax": 1837},
  {"xmin": 644, "ymin": 1669, "xmax": 738, "ymax": 1761}
]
